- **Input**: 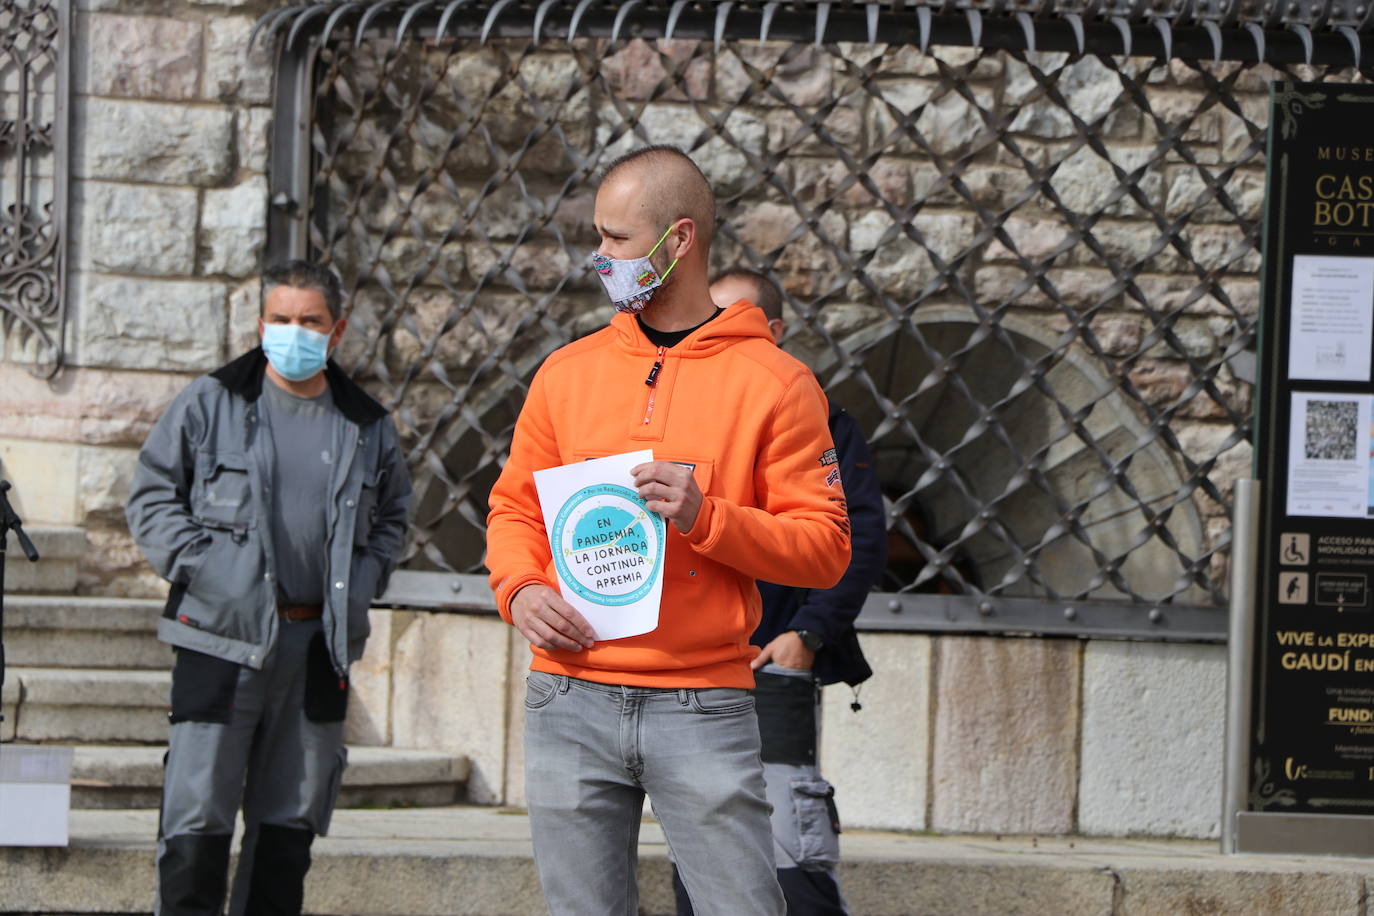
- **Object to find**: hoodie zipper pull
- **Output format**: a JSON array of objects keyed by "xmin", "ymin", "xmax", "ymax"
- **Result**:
[
  {"xmin": 642, "ymin": 346, "xmax": 667, "ymax": 425},
  {"xmin": 645, "ymin": 347, "xmax": 666, "ymax": 387}
]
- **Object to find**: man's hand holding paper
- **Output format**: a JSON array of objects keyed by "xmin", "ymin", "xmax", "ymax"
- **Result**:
[
  {"xmin": 631, "ymin": 460, "xmax": 702, "ymax": 534},
  {"xmin": 510, "ymin": 584, "xmax": 597, "ymax": 651},
  {"xmin": 533, "ymin": 450, "xmax": 668, "ymax": 641}
]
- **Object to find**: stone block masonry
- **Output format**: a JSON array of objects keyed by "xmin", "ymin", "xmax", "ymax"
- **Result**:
[
  {"xmin": 18, "ymin": 25, "xmax": 1275, "ymax": 604},
  {"xmin": 314, "ymin": 38, "xmax": 1269, "ymax": 619},
  {"xmin": 350, "ymin": 610, "xmax": 1229, "ymax": 840},
  {"xmin": 0, "ymin": 12, "xmax": 1259, "ymax": 846},
  {"xmin": 3, "ymin": 14, "xmax": 1271, "ymax": 601},
  {"xmin": 0, "ymin": 1, "xmax": 279, "ymax": 596}
]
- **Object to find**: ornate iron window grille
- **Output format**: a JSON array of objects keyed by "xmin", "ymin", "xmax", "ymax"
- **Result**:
[
  {"xmin": 257, "ymin": 1, "xmax": 1374, "ymax": 640},
  {"xmin": 0, "ymin": 0, "xmax": 69, "ymax": 378}
]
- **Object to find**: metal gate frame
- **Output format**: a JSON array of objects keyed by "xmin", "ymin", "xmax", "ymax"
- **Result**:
[
  {"xmin": 256, "ymin": 1, "xmax": 1374, "ymax": 640},
  {"xmin": 0, "ymin": 0, "xmax": 71, "ymax": 379}
]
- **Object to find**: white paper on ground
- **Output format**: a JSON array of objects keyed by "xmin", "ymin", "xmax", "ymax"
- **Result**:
[
  {"xmin": 534, "ymin": 450, "xmax": 666, "ymax": 641},
  {"xmin": 0, "ymin": 745, "xmax": 72, "ymax": 847}
]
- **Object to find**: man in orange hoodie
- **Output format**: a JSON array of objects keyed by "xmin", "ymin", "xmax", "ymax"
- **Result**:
[{"xmin": 486, "ymin": 146, "xmax": 851, "ymax": 916}]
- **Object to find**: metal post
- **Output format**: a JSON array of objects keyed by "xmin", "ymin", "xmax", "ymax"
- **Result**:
[
  {"xmin": 51, "ymin": 0, "xmax": 71, "ymax": 375},
  {"xmin": 1221, "ymin": 478, "xmax": 1259, "ymax": 854},
  {"xmin": 267, "ymin": 36, "xmax": 319, "ymax": 261}
]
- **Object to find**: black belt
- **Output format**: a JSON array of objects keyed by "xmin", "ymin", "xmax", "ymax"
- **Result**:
[{"xmin": 277, "ymin": 603, "xmax": 323, "ymax": 621}]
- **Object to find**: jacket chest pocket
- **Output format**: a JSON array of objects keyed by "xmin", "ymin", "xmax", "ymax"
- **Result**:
[
  {"xmin": 193, "ymin": 451, "xmax": 256, "ymax": 531},
  {"xmin": 353, "ymin": 470, "xmax": 384, "ymax": 547}
]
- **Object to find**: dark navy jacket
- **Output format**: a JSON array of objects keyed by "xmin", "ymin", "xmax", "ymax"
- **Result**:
[{"xmin": 752, "ymin": 404, "xmax": 886, "ymax": 686}]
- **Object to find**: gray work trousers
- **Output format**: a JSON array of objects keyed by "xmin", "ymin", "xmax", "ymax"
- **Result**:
[
  {"xmin": 155, "ymin": 617, "xmax": 348, "ymax": 916},
  {"xmin": 757, "ymin": 664, "xmax": 846, "ymax": 914},
  {"xmin": 523, "ymin": 671, "xmax": 786, "ymax": 916}
]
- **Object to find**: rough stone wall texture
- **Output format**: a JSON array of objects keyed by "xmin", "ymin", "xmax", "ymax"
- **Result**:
[
  {"xmin": 349, "ymin": 613, "xmax": 1226, "ymax": 838},
  {"xmin": 0, "ymin": 16, "xmax": 1281, "ymax": 839},
  {"xmin": 1079, "ymin": 641, "xmax": 1226, "ymax": 838},
  {"xmin": 303, "ymin": 37, "xmax": 1293, "ymax": 614},
  {"xmin": 0, "ymin": 0, "xmax": 277, "ymax": 596},
  {"xmin": 0, "ymin": 27, "xmax": 1285, "ymax": 603},
  {"xmin": 932, "ymin": 636, "xmax": 1082, "ymax": 834}
]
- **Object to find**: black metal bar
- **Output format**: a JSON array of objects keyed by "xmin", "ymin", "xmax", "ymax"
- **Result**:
[
  {"xmin": 855, "ymin": 591, "xmax": 1229, "ymax": 641},
  {"xmin": 260, "ymin": 2, "xmax": 1302, "ymax": 637},
  {"xmin": 0, "ymin": 480, "xmax": 41, "ymax": 726},
  {"xmin": 370, "ymin": 572, "xmax": 1228, "ymax": 641},
  {"xmin": 268, "ymin": 36, "xmax": 320, "ymax": 262},
  {"xmin": 52, "ymin": 0, "xmax": 71, "ymax": 375},
  {"xmin": 274, "ymin": 1, "xmax": 1372, "ymax": 67}
]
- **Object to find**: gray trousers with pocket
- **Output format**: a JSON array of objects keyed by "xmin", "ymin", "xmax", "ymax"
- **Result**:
[
  {"xmin": 673, "ymin": 663, "xmax": 848, "ymax": 916},
  {"xmin": 155, "ymin": 617, "xmax": 349, "ymax": 916},
  {"xmin": 757, "ymin": 664, "xmax": 847, "ymax": 914},
  {"xmin": 523, "ymin": 670, "xmax": 786, "ymax": 916}
]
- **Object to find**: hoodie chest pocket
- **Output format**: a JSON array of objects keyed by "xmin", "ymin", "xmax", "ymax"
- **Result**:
[
  {"xmin": 193, "ymin": 451, "xmax": 256, "ymax": 531},
  {"xmin": 569, "ymin": 452, "xmax": 714, "ymax": 496},
  {"xmin": 661, "ymin": 457, "xmax": 713, "ymax": 496}
]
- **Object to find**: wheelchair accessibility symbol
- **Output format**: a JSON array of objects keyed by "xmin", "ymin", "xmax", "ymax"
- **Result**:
[{"xmin": 1280, "ymin": 533, "xmax": 1310, "ymax": 566}]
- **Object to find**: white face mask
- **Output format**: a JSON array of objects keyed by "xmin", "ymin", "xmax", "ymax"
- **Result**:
[{"xmin": 590, "ymin": 225, "xmax": 679, "ymax": 314}]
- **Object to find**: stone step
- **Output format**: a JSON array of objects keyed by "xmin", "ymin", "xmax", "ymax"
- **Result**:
[
  {"xmin": 4, "ymin": 667, "xmax": 170, "ymax": 744},
  {"xmin": 57, "ymin": 745, "xmax": 469, "ymax": 810},
  {"xmin": 3, "ymin": 595, "xmax": 170, "ymax": 670},
  {"xmin": 4, "ymin": 808, "xmax": 1373, "ymax": 915},
  {"xmin": 2, "ymin": 526, "xmax": 85, "ymax": 594}
]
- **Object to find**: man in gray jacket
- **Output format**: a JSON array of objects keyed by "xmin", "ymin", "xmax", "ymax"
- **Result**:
[{"xmin": 126, "ymin": 260, "xmax": 411, "ymax": 916}]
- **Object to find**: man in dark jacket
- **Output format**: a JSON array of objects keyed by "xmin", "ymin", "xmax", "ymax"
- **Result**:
[
  {"xmin": 126, "ymin": 260, "xmax": 411, "ymax": 916},
  {"xmin": 672, "ymin": 269, "xmax": 887, "ymax": 915}
]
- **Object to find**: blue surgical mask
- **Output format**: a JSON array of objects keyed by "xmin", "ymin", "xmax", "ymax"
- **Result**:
[
  {"xmin": 261, "ymin": 323, "xmax": 331, "ymax": 382},
  {"xmin": 591, "ymin": 225, "xmax": 679, "ymax": 314}
]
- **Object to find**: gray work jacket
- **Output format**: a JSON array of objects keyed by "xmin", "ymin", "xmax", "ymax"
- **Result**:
[{"xmin": 126, "ymin": 348, "xmax": 412, "ymax": 675}]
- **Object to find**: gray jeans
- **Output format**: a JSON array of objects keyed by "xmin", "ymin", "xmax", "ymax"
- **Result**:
[{"xmin": 523, "ymin": 671, "xmax": 785, "ymax": 916}]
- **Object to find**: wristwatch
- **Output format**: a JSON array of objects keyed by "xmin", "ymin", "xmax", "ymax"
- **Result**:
[{"xmin": 793, "ymin": 629, "xmax": 824, "ymax": 651}]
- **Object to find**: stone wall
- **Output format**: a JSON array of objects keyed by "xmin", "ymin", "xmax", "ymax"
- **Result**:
[
  {"xmin": 349, "ymin": 609, "xmax": 1228, "ymax": 838},
  {"xmin": 0, "ymin": 23, "xmax": 1274, "ymax": 602},
  {"xmin": 309, "ymin": 37, "xmax": 1276, "ymax": 607},
  {"xmin": 0, "ymin": 9, "xmax": 1250, "ymax": 842},
  {"xmin": 0, "ymin": 0, "xmax": 276, "ymax": 595}
]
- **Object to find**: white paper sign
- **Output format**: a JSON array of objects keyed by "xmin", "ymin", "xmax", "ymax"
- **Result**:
[
  {"xmin": 533, "ymin": 450, "xmax": 665, "ymax": 641},
  {"xmin": 1288, "ymin": 255, "xmax": 1374, "ymax": 382},
  {"xmin": 1286, "ymin": 392, "xmax": 1371, "ymax": 518}
]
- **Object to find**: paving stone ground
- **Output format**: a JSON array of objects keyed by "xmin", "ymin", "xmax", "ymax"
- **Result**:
[{"xmin": 5, "ymin": 806, "xmax": 1374, "ymax": 915}]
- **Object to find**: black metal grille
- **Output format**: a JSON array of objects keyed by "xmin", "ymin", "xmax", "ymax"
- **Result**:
[
  {"xmin": 0, "ymin": 0, "xmax": 68, "ymax": 378},
  {"xmin": 261, "ymin": 1, "xmax": 1374, "ymax": 634}
]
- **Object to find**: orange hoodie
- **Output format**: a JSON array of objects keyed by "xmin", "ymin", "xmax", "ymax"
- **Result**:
[{"xmin": 486, "ymin": 303, "xmax": 851, "ymax": 688}]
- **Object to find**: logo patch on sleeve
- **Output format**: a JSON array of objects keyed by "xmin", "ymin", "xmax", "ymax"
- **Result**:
[
  {"xmin": 818, "ymin": 448, "xmax": 838, "ymax": 467},
  {"xmin": 825, "ymin": 467, "xmax": 842, "ymax": 488}
]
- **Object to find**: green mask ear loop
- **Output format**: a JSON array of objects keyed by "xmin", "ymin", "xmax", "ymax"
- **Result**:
[{"xmin": 647, "ymin": 224, "xmax": 680, "ymax": 282}]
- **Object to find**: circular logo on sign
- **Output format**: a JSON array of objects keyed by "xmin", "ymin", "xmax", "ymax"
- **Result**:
[{"xmin": 551, "ymin": 483, "xmax": 665, "ymax": 606}]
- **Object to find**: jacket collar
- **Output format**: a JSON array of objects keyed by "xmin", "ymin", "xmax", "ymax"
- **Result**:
[{"xmin": 209, "ymin": 347, "xmax": 388, "ymax": 426}]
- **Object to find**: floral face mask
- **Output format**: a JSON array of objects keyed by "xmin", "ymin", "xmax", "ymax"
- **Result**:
[{"xmin": 590, "ymin": 225, "xmax": 678, "ymax": 314}]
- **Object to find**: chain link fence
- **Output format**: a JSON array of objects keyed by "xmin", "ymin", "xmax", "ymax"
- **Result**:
[{"xmin": 270, "ymin": 8, "xmax": 1372, "ymax": 631}]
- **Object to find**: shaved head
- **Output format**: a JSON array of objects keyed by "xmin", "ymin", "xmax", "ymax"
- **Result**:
[{"xmin": 600, "ymin": 146, "xmax": 716, "ymax": 249}]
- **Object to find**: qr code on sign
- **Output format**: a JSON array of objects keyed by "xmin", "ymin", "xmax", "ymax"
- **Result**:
[{"xmin": 1305, "ymin": 400, "xmax": 1359, "ymax": 461}]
